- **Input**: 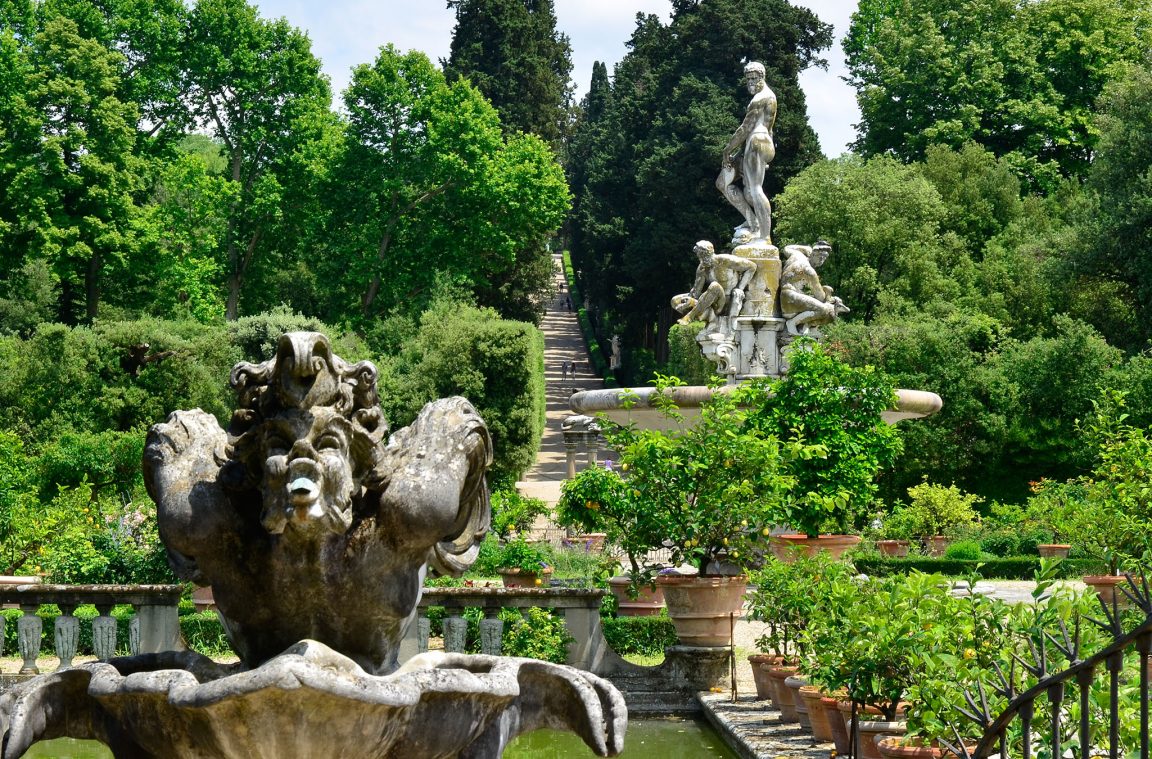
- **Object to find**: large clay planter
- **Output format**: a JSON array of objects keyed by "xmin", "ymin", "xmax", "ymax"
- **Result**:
[
  {"xmin": 656, "ymin": 574, "xmax": 747, "ymax": 647},
  {"xmin": 785, "ymin": 676, "xmax": 811, "ymax": 730},
  {"xmin": 770, "ymin": 534, "xmax": 862, "ymax": 562},
  {"xmin": 838, "ymin": 701, "xmax": 907, "ymax": 759},
  {"xmin": 1083, "ymin": 574, "xmax": 1132, "ymax": 609},
  {"xmin": 767, "ymin": 664, "xmax": 800, "ymax": 721},
  {"xmin": 1037, "ymin": 543, "xmax": 1071, "ymax": 559},
  {"xmin": 876, "ymin": 540, "xmax": 910, "ymax": 558},
  {"xmin": 926, "ymin": 536, "xmax": 951, "ymax": 557},
  {"xmin": 748, "ymin": 654, "xmax": 784, "ymax": 701},
  {"xmin": 192, "ymin": 586, "xmax": 216, "ymax": 612},
  {"xmin": 858, "ymin": 721, "xmax": 907, "ymax": 759},
  {"xmin": 823, "ymin": 696, "xmax": 851, "ymax": 754},
  {"xmin": 608, "ymin": 576, "xmax": 665, "ymax": 617},
  {"xmin": 876, "ymin": 736, "xmax": 975, "ymax": 759},
  {"xmin": 498, "ymin": 567, "xmax": 554, "ymax": 588},
  {"xmin": 799, "ymin": 685, "xmax": 833, "ymax": 742}
]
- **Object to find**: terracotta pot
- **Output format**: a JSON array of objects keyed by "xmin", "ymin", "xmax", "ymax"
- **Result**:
[
  {"xmin": 770, "ymin": 534, "xmax": 862, "ymax": 563},
  {"xmin": 1083, "ymin": 574, "xmax": 1132, "ymax": 609},
  {"xmin": 656, "ymin": 574, "xmax": 747, "ymax": 647},
  {"xmin": 785, "ymin": 676, "xmax": 812, "ymax": 730},
  {"xmin": 876, "ymin": 737, "xmax": 945, "ymax": 759},
  {"xmin": 858, "ymin": 720, "xmax": 907, "ymax": 759},
  {"xmin": 799, "ymin": 686, "xmax": 833, "ymax": 742},
  {"xmin": 498, "ymin": 566, "xmax": 554, "ymax": 588},
  {"xmin": 1037, "ymin": 543, "xmax": 1071, "ymax": 559},
  {"xmin": 607, "ymin": 576, "xmax": 665, "ymax": 617},
  {"xmin": 192, "ymin": 586, "xmax": 216, "ymax": 612},
  {"xmin": 926, "ymin": 536, "xmax": 951, "ymax": 557},
  {"xmin": 837, "ymin": 701, "xmax": 908, "ymax": 758},
  {"xmin": 748, "ymin": 654, "xmax": 784, "ymax": 701},
  {"xmin": 767, "ymin": 664, "xmax": 799, "ymax": 721},
  {"xmin": 822, "ymin": 696, "xmax": 851, "ymax": 754},
  {"xmin": 876, "ymin": 540, "xmax": 910, "ymax": 558}
]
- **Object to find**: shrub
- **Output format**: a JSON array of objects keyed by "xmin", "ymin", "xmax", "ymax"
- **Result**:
[
  {"xmin": 884, "ymin": 481, "xmax": 982, "ymax": 538},
  {"xmin": 853, "ymin": 556, "xmax": 1106, "ymax": 579},
  {"xmin": 601, "ymin": 614, "xmax": 677, "ymax": 656},
  {"xmin": 501, "ymin": 607, "xmax": 572, "ymax": 663},
  {"xmin": 490, "ymin": 489, "xmax": 550, "ymax": 540},
  {"xmin": 180, "ymin": 611, "xmax": 232, "ymax": 656},
  {"xmin": 943, "ymin": 539, "xmax": 984, "ymax": 561}
]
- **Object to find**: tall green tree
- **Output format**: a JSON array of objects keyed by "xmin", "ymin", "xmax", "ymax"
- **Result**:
[
  {"xmin": 0, "ymin": 12, "xmax": 144, "ymax": 322},
  {"xmin": 444, "ymin": 0, "xmax": 573, "ymax": 145},
  {"xmin": 318, "ymin": 47, "xmax": 569, "ymax": 326},
  {"xmin": 1075, "ymin": 63, "xmax": 1152, "ymax": 345},
  {"xmin": 179, "ymin": 0, "xmax": 331, "ymax": 320},
  {"xmin": 567, "ymin": 0, "xmax": 831, "ymax": 374},
  {"xmin": 845, "ymin": 0, "xmax": 1152, "ymax": 188}
]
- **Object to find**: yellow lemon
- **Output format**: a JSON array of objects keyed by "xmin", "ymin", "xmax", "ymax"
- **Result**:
[
  {"xmin": 761, "ymin": 527, "xmax": 771, "ymax": 537},
  {"xmin": 534, "ymin": 578, "xmax": 543, "ymax": 586},
  {"xmin": 963, "ymin": 648, "xmax": 976, "ymax": 660}
]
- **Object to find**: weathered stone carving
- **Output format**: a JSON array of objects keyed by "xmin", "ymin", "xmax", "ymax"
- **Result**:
[
  {"xmin": 716, "ymin": 61, "xmax": 777, "ymax": 244},
  {"xmin": 780, "ymin": 241, "xmax": 849, "ymax": 337},
  {"xmin": 0, "ymin": 332, "xmax": 627, "ymax": 758},
  {"xmin": 672, "ymin": 240, "xmax": 757, "ymax": 337},
  {"xmin": 675, "ymin": 61, "xmax": 846, "ymax": 381},
  {"xmin": 146, "ymin": 332, "xmax": 492, "ymax": 675}
]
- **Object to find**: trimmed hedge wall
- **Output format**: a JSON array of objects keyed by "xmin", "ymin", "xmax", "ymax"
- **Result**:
[
  {"xmin": 601, "ymin": 614, "xmax": 678, "ymax": 656},
  {"xmin": 853, "ymin": 556, "xmax": 1108, "ymax": 580},
  {"xmin": 562, "ymin": 251, "xmax": 616, "ymax": 387}
]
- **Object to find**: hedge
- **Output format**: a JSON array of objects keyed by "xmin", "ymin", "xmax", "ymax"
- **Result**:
[
  {"xmin": 853, "ymin": 556, "xmax": 1108, "ymax": 580},
  {"xmin": 562, "ymin": 251, "xmax": 616, "ymax": 387},
  {"xmin": 601, "ymin": 614, "xmax": 678, "ymax": 656}
]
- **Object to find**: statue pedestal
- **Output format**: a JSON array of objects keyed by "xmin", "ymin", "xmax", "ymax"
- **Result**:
[{"xmin": 695, "ymin": 316, "xmax": 784, "ymax": 382}]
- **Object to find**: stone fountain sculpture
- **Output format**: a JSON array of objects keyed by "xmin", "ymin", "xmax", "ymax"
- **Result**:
[
  {"xmin": 672, "ymin": 61, "xmax": 849, "ymax": 381},
  {"xmin": 0, "ymin": 332, "xmax": 625, "ymax": 758}
]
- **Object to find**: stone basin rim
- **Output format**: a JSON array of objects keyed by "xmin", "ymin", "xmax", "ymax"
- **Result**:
[{"xmin": 569, "ymin": 385, "xmax": 942, "ymax": 426}]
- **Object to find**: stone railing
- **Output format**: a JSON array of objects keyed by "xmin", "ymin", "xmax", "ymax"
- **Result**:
[
  {"xmin": 399, "ymin": 587, "xmax": 609, "ymax": 671},
  {"xmin": 0, "ymin": 584, "xmax": 183, "ymax": 675}
]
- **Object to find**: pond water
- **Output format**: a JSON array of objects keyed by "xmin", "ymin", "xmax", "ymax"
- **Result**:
[{"xmin": 26, "ymin": 718, "xmax": 738, "ymax": 758}]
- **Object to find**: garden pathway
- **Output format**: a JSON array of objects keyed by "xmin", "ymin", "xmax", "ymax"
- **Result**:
[{"xmin": 516, "ymin": 253, "xmax": 604, "ymax": 525}]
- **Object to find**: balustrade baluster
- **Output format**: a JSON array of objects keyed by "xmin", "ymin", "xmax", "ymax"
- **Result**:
[
  {"xmin": 0, "ymin": 611, "xmax": 5, "ymax": 658},
  {"xmin": 1077, "ymin": 667, "xmax": 1095, "ymax": 759},
  {"xmin": 479, "ymin": 607, "xmax": 503, "ymax": 656},
  {"xmin": 417, "ymin": 614, "xmax": 431, "ymax": 655},
  {"xmin": 17, "ymin": 603, "xmax": 42, "ymax": 675},
  {"xmin": 92, "ymin": 604, "xmax": 117, "ymax": 661},
  {"xmin": 54, "ymin": 603, "xmax": 79, "ymax": 670},
  {"xmin": 129, "ymin": 614, "xmax": 140, "ymax": 656},
  {"xmin": 443, "ymin": 609, "xmax": 467, "ymax": 653}
]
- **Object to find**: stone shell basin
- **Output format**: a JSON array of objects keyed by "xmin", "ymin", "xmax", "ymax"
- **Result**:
[
  {"xmin": 0, "ymin": 642, "xmax": 626, "ymax": 759},
  {"xmin": 570, "ymin": 386, "xmax": 942, "ymax": 431}
]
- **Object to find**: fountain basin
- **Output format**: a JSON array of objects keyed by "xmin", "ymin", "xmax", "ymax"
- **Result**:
[{"xmin": 570, "ymin": 386, "xmax": 942, "ymax": 431}]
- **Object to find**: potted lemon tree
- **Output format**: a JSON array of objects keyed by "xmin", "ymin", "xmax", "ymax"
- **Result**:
[{"xmin": 559, "ymin": 376, "xmax": 811, "ymax": 646}]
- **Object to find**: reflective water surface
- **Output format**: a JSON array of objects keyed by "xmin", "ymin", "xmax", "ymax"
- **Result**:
[{"xmin": 27, "ymin": 717, "xmax": 738, "ymax": 758}]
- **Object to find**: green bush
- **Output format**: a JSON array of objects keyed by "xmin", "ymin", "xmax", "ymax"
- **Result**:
[
  {"xmin": 490, "ymin": 489, "xmax": 550, "ymax": 540},
  {"xmin": 501, "ymin": 607, "xmax": 571, "ymax": 662},
  {"xmin": 602, "ymin": 614, "xmax": 678, "ymax": 657},
  {"xmin": 180, "ymin": 611, "xmax": 232, "ymax": 656},
  {"xmin": 377, "ymin": 299, "xmax": 546, "ymax": 488},
  {"xmin": 942, "ymin": 539, "xmax": 984, "ymax": 561}
]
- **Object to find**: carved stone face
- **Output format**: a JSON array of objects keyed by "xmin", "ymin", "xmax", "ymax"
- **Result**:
[
  {"xmin": 258, "ymin": 408, "xmax": 358, "ymax": 536},
  {"xmin": 745, "ymin": 69, "xmax": 765, "ymax": 94},
  {"xmin": 811, "ymin": 246, "xmax": 830, "ymax": 267}
]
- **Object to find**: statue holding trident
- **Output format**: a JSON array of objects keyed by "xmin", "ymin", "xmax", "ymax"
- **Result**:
[{"xmin": 716, "ymin": 61, "xmax": 777, "ymax": 243}]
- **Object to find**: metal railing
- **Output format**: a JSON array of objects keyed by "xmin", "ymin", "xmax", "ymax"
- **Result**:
[
  {"xmin": 0, "ymin": 584, "xmax": 183, "ymax": 675},
  {"xmin": 948, "ymin": 574, "xmax": 1151, "ymax": 759}
]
